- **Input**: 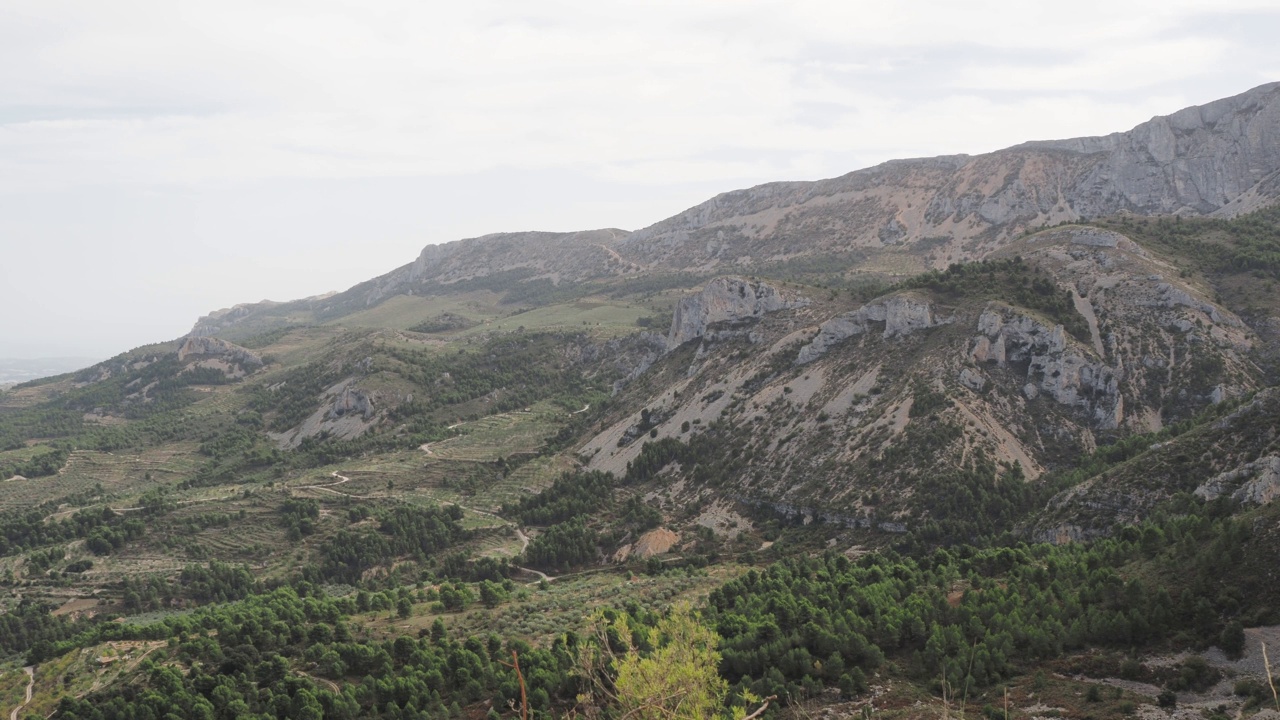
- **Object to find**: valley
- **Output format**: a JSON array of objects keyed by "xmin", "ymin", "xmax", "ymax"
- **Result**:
[{"xmin": 4, "ymin": 84, "xmax": 1280, "ymax": 720}]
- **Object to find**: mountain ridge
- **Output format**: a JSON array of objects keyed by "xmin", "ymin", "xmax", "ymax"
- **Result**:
[{"xmin": 190, "ymin": 82, "xmax": 1280, "ymax": 338}]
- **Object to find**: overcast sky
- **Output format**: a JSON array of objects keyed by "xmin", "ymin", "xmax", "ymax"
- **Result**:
[{"xmin": 2, "ymin": 1, "xmax": 1278, "ymax": 360}]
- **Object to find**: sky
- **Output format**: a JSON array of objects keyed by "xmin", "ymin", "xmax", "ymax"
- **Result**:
[{"xmin": 2, "ymin": 1, "xmax": 1278, "ymax": 360}]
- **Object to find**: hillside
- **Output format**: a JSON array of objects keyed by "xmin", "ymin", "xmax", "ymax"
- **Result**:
[{"xmin": 3, "ymin": 85, "xmax": 1280, "ymax": 720}]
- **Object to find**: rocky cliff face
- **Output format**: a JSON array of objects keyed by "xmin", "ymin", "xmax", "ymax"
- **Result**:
[
  {"xmin": 1195, "ymin": 455, "xmax": 1280, "ymax": 506},
  {"xmin": 327, "ymin": 384, "xmax": 375, "ymax": 421},
  {"xmin": 346, "ymin": 229, "xmax": 640, "ymax": 312},
  {"xmin": 176, "ymin": 336, "xmax": 263, "ymax": 378},
  {"xmin": 186, "ymin": 230, "xmax": 637, "ymax": 337},
  {"xmin": 796, "ymin": 293, "xmax": 948, "ymax": 364},
  {"xmin": 971, "ymin": 304, "xmax": 1124, "ymax": 429},
  {"xmin": 580, "ymin": 221, "xmax": 1262, "ymax": 526},
  {"xmin": 269, "ymin": 379, "xmax": 381, "ymax": 449},
  {"xmin": 1022, "ymin": 82, "xmax": 1280, "ymax": 217},
  {"xmin": 667, "ymin": 277, "xmax": 809, "ymax": 349},
  {"xmin": 619, "ymin": 83, "xmax": 1280, "ymax": 273}
]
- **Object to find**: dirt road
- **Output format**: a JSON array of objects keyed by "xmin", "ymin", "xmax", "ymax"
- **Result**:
[
  {"xmin": 296, "ymin": 472, "xmax": 372, "ymax": 499},
  {"xmin": 9, "ymin": 666, "xmax": 34, "ymax": 720}
]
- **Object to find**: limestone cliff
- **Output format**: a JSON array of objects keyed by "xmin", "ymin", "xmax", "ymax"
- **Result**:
[
  {"xmin": 176, "ymin": 336, "xmax": 263, "ymax": 378},
  {"xmin": 621, "ymin": 83, "xmax": 1280, "ymax": 273},
  {"xmin": 796, "ymin": 293, "xmax": 947, "ymax": 364},
  {"xmin": 581, "ymin": 221, "xmax": 1261, "ymax": 526},
  {"xmin": 667, "ymin": 277, "xmax": 809, "ymax": 349},
  {"xmin": 1195, "ymin": 455, "xmax": 1280, "ymax": 506},
  {"xmin": 970, "ymin": 304, "xmax": 1124, "ymax": 428},
  {"xmin": 269, "ymin": 379, "xmax": 381, "ymax": 449}
]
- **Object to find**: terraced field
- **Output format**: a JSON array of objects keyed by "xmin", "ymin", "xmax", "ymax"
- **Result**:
[
  {"xmin": 456, "ymin": 299, "xmax": 650, "ymax": 338},
  {"xmin": 0, "ymin": 443, "xmax": 201, "ymax": 512},
  {"xmin": 0, "ymin": 379, "xmax": 74, "ymax": 411},
  {"xmin": 284, "ymin": 453, "xmax": 452, "ymax": 498},
  {"xmin": 178, "ymin": 385, "xmax": 251, "ymax": 418},
  {"xmin": 455, "ymin": 525, "xmax": 525, "ymax": 559},
  {"xmin": 0, "ymin": 445, "xmax": 53, "ymax": 466},
  {"xmin": 273, "ymin": 403, "xmax": 576, "ymax": 515},
  {"xmin": 11, "ymin": 641, "xmax": 167, "ymax": 718},
  {"xmin": 323, "ymin": 292, "xmax": 503, "ymax": 332},
  {"xmin": 158, "ymin": 499, "xmax": 288, "ymax": 561},
  {"xmin": 425, "ymin": 409, "xmax": 558, "ymax": 462},
  {"xmin": 467, "ymin": 454, "xmax": 576, "ymax": 512},
  {"xmin": 248, "ymin": 326, "xmax": 349, "ymax": 367}
]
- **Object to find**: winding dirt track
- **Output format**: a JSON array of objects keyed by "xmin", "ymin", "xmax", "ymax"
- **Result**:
[
  {"xmin": 445, "ymin": 504, "xmax": 558, "ymax": 584},
  {"xmin": 296, "ymin": 472, "xmax": 373, "ymax": 499},
  {"xmin": 9, "ymin": 666, "xmax": 33, "ymax": 720},
  {"xmin": 303, "ymin": 475, "xmax": 565, "ymax": 585}
]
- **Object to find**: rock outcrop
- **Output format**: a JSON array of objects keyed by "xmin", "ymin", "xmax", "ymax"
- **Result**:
[
  {"xmin": 188, "ymin": 294, "xmax": 334, "ymax": 338},
  {"xmin": 176, "ymin": 336, "xmax": 263, "ymax": 378},
  {"xmin": 619, "ymin": 83, "xmax": 1280, "ymax": 272},
  {"xmin": 970, "ymin": 305, "xmax": 1124, "ymax": 429},
  {"xmin": 1022, "ymin": 82, "xmax": 1280, "ymax": 217},
  {"xmin": 328, "ymin": 385, "xmax": 375, "ymax": 421},
  {"xmin": 269, "ymin": 379, "xmax": 381, "ymax": 449},
  {"xmin": 667, "ymin": 277, "xmax": 808, "ymax": 349},
  {"xmin": 796, "ymin": 294, "xmax": 946, "ymax": 364},
  {"xmin": 613, "ymin": 527, "xmax": 680, "ymax": 562},
  {"xmin": 1195, "ymin": 455, "xmax": 1280, "ymax": 506},
  {"xmin": 1032, "ymin": 389, "xmax": 1280, "ymax": 538}
]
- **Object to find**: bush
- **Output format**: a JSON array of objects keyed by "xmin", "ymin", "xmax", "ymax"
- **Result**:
[{"xmin": 1219, "ymin": 620, "xmax": 1245, "ymax": 659}]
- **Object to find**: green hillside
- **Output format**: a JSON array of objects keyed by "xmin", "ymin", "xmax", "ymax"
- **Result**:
[{"xmin": 2, "ymin": 207, "xmax": 1280, "ymax": 720}]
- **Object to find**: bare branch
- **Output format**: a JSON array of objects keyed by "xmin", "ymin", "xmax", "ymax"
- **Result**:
[{"xmin": 740, "ymin": 695, "xmax": 778, "ymax": 720}]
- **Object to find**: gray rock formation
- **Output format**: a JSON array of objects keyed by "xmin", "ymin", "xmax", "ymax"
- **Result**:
[
  {"xmin": 1195, "ymin": 455, "xmax": 1280, "ymax": 505},
  {"xmin": 619, "ymin": 83, "xmax": 1280, "ymax": 271},
  {"xmin": 1033, "ymin": 389, "xmax": 1280, "ymax": 538},
  {"xmin": 957, "ymin": 367, "xmax": 986, "ymax": 392},
  {"xmin": 971, "ymin": 305, "xmax": 1124, "ymax": 429},
  {"xmin": 1023, "ymin": 82, "xmax": 1280, "ymax": 216},
  {"xmin": 269, "ymin": 379, "xmax": 381, "ymax": 449},
  {"xmin": 328, "ymin": 385, "xmax": 375, "ymax": 421},
  {"xmin": 668, "ymin": 277, "xmax": 809, "ymax": 349},
  {"xmin": 316, "ymin": 229, "xmax": 639, "ymax": 317},
  {"xmin": 176, "ymin": 336, "xmax": 263, "ymax": 378},
  {"xmin": 796, "ymin": 294, "xmax": 946, "ymax": 364}
]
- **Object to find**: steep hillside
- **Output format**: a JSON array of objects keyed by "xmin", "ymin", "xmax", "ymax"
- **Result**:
[
  {"xmin": 1033, "ymin": 387, "xmax": 1280, "ymax": 541},
  {"xmin": 573, "ymin": 227, "xmax": 1259, "ymax": 541}
]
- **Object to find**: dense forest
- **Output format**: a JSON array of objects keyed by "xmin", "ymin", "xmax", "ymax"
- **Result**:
[{"xmin": 0, "ymin": 499, "xmax": 1258, "ymax": 720}]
